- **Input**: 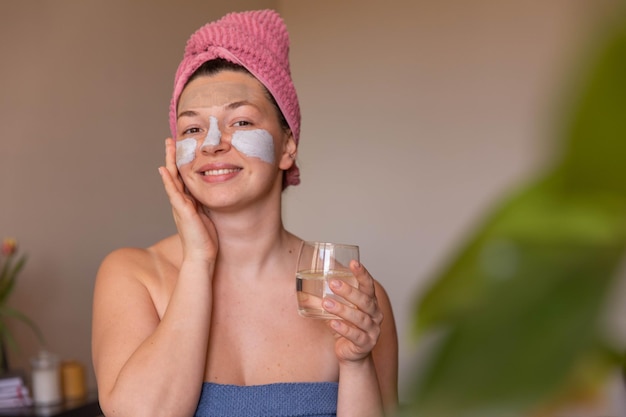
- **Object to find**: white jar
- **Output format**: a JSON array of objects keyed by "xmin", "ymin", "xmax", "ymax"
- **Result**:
[{"xmin": 31, "ymin": 350, "xmax": 62, "ymax": 406}]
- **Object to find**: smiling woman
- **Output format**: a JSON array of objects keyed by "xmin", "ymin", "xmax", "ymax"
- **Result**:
[
  {"xmin": 91, "ymin": 9, "xmax": 398, "ymax": 417},
  {"xmin": 173, "ymin": 53, "xmax": 294, "ymax": 189},
  {"xmin": 174, "ymin": 68, "xmax": 280, "ymax": 169},
  {"xmin": 173, "ymin": 70, "xmax": 292, "ymax": 196}
]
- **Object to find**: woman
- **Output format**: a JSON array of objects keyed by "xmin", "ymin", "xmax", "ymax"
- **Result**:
[{"xmin": 92, "ymin": 9, "xmax": 398, "ymax": 417}]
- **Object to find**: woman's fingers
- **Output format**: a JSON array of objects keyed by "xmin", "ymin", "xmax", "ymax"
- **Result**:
[
  {"xmin": 351, "ymin": 260, "xmax": 377, "ymax": 302},
  {"xmin": 326, "ymin": 262, "xmax": 382, "ymax": 324},
  {"xmin": 158, "ymin": 138, "xmax": 218, "ymax": 262},
  {"xmin": 323, "ymin": 262, "xmax": 384, "ymax": 361},
  {"xmin": 160, "ymin": 138, "xmax": 197, "ymax": 214},
  {"xmin": 158, "ymin": 166, "xmax": 187, "ymax": 212},
  {"xmin": 164, "ymin": 138, "xmax": 185, "ymax": 193}
]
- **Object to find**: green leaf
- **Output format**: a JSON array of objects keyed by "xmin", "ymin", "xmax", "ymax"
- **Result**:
[
  {"xmin": 0, "ymin": 305, "xmax": 45, "ymax": 346},
  {"xmin": 407, "ymin": 243, "xmax": 623, "ymax": 416},
  {"xmin": 406, "ymin": 11, "xmax": 626, "ymax": 416},
  {"xmin": 0, "ymin": 255, "xmax": 27, "ymax": 304}
]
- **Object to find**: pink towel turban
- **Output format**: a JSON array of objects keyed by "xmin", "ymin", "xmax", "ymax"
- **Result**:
[{"xmin": 169, "ymin": 9, "xmax": 301, "ymax": 187}]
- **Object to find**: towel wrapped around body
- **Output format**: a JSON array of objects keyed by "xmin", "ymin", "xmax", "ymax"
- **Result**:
[{"xmin": 194, "ymin": 382, "xmax": 338, "ymax": 417}]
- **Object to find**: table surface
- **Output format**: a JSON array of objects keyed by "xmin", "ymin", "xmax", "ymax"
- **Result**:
[{"xmin": 0, "ymin": 394, "xmax": 101, "ymax": 417}]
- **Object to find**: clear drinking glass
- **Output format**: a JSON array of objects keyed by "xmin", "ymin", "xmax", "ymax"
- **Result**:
[{"xmin": 296, "ymin": 241, "xmax": 359, "ymax": 319}]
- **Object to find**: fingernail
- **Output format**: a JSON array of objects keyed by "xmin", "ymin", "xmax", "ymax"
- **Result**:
[
  {"xmin": 323, "ymin": 298, "xmax": 336, "ymax": 309},
  {"xmin": 330, "ymin": 279, "xmax": 342, "ymax": 289}
]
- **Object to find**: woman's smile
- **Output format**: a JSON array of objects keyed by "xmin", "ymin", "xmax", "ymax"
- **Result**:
[{"xmin": 196, "ymin": 163, "xmax": 243, "ymax": 183}]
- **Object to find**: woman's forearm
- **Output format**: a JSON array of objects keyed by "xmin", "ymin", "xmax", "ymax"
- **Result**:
[{"xmin": 336, "ymin": 355, "xmax": 385, "ymax": 417}]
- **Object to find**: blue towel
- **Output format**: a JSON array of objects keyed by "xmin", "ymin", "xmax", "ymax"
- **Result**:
[{"xmin": 194, "ymin": 382, "xmax": 338, "ymax": 417}]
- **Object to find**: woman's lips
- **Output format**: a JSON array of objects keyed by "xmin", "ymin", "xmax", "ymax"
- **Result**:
[{"xmin": 196, "ymin": 163, "xmax": 242, "ymax": 181}]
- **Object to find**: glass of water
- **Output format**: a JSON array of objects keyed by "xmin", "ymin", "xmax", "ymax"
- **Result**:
[{"xmin": 296, "ymin": 241, "xmax": 359, "ymax": 319}]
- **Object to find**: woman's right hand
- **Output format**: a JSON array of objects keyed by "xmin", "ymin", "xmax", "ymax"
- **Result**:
[{"xmin": 158, "ymin": 138, "xmax": 218, "ymax": 262}]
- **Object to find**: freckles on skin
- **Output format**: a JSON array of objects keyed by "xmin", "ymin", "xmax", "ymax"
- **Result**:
[
  {"xmin": 232, "ymin": 129, "xmax": 275, "ymax": 164},
  {"xmin": 176, "ymin": 138, "xmax": 197, "ymax": 167}
]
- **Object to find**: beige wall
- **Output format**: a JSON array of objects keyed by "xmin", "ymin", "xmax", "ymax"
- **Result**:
[{"xmin": 0, "ymin": 0, "xmax": 619, "ymax": 403}]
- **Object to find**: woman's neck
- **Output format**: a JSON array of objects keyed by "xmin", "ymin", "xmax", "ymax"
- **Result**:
[{"xmin": 206, "ymin": 200, "xmax": 298, "ymax": 276}]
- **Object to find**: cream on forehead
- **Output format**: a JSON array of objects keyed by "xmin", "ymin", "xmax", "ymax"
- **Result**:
[
  {"xmin": 176, "ymin": 138, "xmax": 197, "ymax": 167},
  {"xmin": 177, "ymin": 80, "xmax": 264, "ymax": 113},
  {"xmin": 232, "ymin": 129, "xmax": 275, "ymax": 164}
]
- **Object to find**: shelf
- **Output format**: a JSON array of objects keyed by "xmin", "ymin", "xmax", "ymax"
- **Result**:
[{"xmin": 0, "ymin": 393, "xmax": 101, "ymax": 417}]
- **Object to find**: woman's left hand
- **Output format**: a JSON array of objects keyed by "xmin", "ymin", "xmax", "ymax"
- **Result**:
[{"xmin": 322, "ymin": 261, "xmax": 384, "ymax": 363}]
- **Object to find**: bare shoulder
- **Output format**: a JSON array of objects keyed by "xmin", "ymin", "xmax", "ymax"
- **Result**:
[
  {"xmin": 97, "ymin": 246, "xmax": 153, "ymax": 276},
  {"xmin": 96, "ymin": 235, "xmax": 181, "ymax": 284},
  {"xmin": 94, "ymin": 234, "xmax": 182, "ymax": 318}
]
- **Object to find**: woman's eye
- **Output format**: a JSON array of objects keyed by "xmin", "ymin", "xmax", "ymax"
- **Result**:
[
  {"xmin": 182, "ymin": 127, "xmax": 201, "ymax": 135},
  {"xmin": 233, "ymin": 120, "xmax": 251, "ymax": 127}
]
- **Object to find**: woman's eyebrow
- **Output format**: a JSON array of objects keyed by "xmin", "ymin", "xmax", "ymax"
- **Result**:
[
  {"xmin": 177, "ymin": 101, "xmax": 258, "ymax": 121},
  {"xmin": 226, "ymin": 100, "xmax": 256, "ymax": 110},
  {"xmin": 177, "ymin": 109, "xmax": 199, "ymax": 120}
]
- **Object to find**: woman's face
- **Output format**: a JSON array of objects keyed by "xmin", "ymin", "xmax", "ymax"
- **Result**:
[{"xmin": 175, "ymin": 70, "xmax": 295, "ymax": 210}]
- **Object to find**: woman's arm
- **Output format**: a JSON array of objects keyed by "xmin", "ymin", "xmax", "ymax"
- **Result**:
[
  {"xmin": 92, "ymin": 249, "xmax": 214, "ymax": 417},
  {"xmin": 92, "ymin": 138, "xmax": 218, "ymax": 417},
  {"xmin": 372, "ymin": 282, "xmax": 399, "ymax": 415},
  {"xmin": 323, "ymin": 261, "xmax": 399, "ymax": 416}
]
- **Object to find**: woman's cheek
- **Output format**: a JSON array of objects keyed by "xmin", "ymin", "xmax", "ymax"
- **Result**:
[
  {"xmin": 231, "ymin": 129, "xmax": 275, "ymax": 164},
  {"xmin": 176, "ymin": 138, "xmax": 198, "ymax": 167}
]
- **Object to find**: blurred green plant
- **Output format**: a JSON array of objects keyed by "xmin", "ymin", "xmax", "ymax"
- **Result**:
[
  {"xmin": 0, "ymin": 238, "xmax": 44, "ymax": 373},
  {"xmin": 401, "ymin": 10, "xmax": 626, "ymax": 417}
]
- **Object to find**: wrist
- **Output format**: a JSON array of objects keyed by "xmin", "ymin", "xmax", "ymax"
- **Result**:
[
  {"xmin": 338, "ymin": 353, "xmax": 375, "ymax": 372},
  {"xmin": 181, "ymin": 246, "xmax": 217, "ymax": 263},
  {"xmin": 179, "ymin": 255, "xmax": 215, "ymax": 275}
]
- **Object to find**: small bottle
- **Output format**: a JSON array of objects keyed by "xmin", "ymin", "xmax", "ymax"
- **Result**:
[
  {"xmin": 61, "ymin": 360, "xmax": 87, "ymax": 400},
  {"xmin": 31, "ymin": 350, "xmax": 62, "ymax": 406}
]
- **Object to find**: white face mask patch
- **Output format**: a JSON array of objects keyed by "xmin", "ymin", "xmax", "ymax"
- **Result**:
[
  {"xmin": 202, "ymin": 116, "xmax": 221, "ymax": 148},
  {"xmin": 232, "ymin": 129, "xmax": 275, "ymax": 164},
  {"xmin": 176, "ymin": 138, "xmax": 197, "ymax": 167},
  {"xmin": 175, "ymin": 120, "xmax": 275, "ymax": 167}
]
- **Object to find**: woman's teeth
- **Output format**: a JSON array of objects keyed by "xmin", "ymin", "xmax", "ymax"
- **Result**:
[{"xmin": 203, "ymin": 168, "xmax": 240, "ymax": 176}]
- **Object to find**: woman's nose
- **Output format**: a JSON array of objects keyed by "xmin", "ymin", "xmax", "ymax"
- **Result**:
[{"xmin": 200, "ymin": 116, "xmax": 231, "ymax": 154}]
